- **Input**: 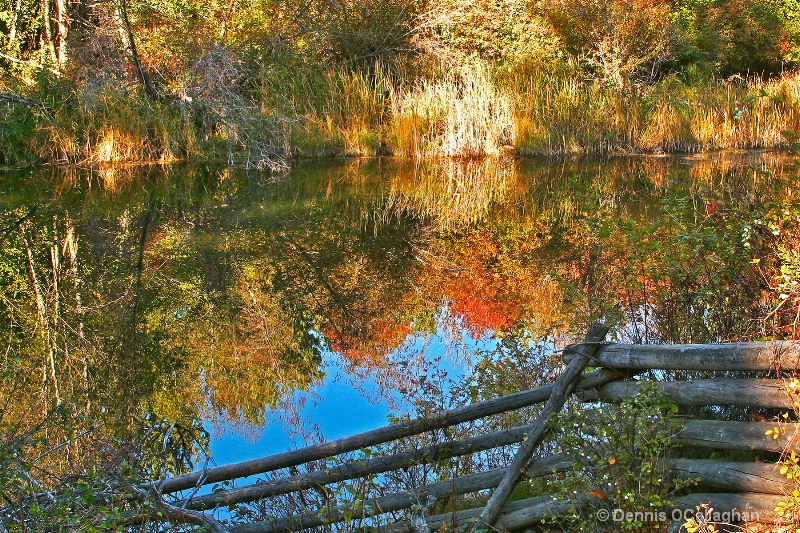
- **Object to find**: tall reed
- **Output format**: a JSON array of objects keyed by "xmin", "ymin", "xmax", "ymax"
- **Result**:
[
  {"xmin": 6, "ymin": 59, "xmax": 800, "ymax": 166},
  {"xmin": 58, "ymin": 81, "xmax": 199, "ymax": 164},
  {"xmin": 507, "ymin": 63, "xmax": 800, "ymax": 155},
  {"xmin": 390, "ymin": 62, "xmax": 516, "ymax": 157},
  {"xmin": 256, "ymin": 65, "xmax": 395, "ymax": 157}
]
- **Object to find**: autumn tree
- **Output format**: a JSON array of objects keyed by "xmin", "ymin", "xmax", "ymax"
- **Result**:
[
  {"xmin": 0, "ymin": 0, "xmax": 87, "ymax": 71},
  {"xmin": 541, "ymin": 0, "xmax": 675, "ymax": 86},
  {"xmin": 419, "ymin": 0, "xmax": 558, "ymax": 63},
  {"xmin": 673, "ymin": 0, "xmax": 789, "ymax": 76}
]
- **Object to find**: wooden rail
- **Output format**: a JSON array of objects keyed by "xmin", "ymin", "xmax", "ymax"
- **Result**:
[
  {"xmin": 595, "ymin": 378, "xmax": 791, "ymax": 408},
  {"xmin": 566, "ymin": 341, "xmax": 800, "ymax": 371},
  {"xmin": 229, "ymin": 456, "xmax": 573, "ymax": 533},
  {"xmin": 148, "ymin": 367, "xmax": 619, "ymax": 494},
  {"xmin": 144, "ymin": 331, "xmax": 800, "ymax": 533}
]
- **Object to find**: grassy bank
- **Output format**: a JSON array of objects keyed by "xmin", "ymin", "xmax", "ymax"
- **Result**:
[{"xmin": 4, "ymin": 61, "xmax": 800, "ymax": 166}]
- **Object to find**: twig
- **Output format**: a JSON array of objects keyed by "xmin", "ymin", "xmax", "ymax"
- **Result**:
[
  {"xmin": 0, "ymin": 92, "xmax": 55, "ymax": 122},
  {"xmin": 132, "ymin": 486, "xmax": 231, "ymax": 533},
  {"xmin": 30, "ymin": 424, "xmax": 103, "ymax": 464}
]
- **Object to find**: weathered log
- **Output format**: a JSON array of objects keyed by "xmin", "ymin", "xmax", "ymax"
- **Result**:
[
  {"xmin": 597, "ymin": 378, "xmax": 791, "ymax": 408},
  {"xmin": 148, "ymin": 368, "xmax": 621, "ymax": 494},
  {"xmin": 664, "ymin": 459, "xmax": 790, "ymax": 494},
  {"xmin": 670, "ymin": 492, "xmax": 784, "ymax": 524},
  {"xmin": 381, "ymin": 494, "xmax": 596, "ymax": 533},
  {"xmin": 565, "ymin": 341, "xmax": 800, "ymax": 371},
  {"xmin": 229, "ymin": 455, "xmax": 573, "ymax": 533},
  {"xmin": 179, "ymin": 418, "xmax": 578, "ymax": 510},
  {"xmin": 674, "ymin": 420, "xmax": 800, "ymax": 453},
  {"xmin": 475, "ymin": 323, "xmax": 608, "ymax": 530}
]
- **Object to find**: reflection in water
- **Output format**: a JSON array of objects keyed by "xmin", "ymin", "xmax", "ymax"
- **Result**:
[{"xmin": 0, "ymin": 154, "xmax": 798, "ymax": 488}]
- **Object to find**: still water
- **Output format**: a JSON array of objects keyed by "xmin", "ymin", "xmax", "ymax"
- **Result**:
[{"xmin": 1, "ymin": 153, "xmax": 798, "ymax": 474}]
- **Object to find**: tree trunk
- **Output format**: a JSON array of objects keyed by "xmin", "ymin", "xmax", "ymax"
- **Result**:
[
  {"xmin": 41, "ymin": 0, "xmax": 59, "ymax": 65},
  {"xmin": 64, "ymin": 222, "xmax": 90, "ymax": 413},
  {"xmin": 113, "ymin": 0, "xmax": 159, "ymax": 100},
  {"xmin": 9, "ymin": 0, "xmax": 23, "ymax": 43},
  {"xmin": 20, "ymin": 223, "xmax": 62, "ymax": 406},
  {"xmin": 54, "ymin": 0, "xmax": 69, "ymax": 68},
  {"xmin": 219, "ymin": 0, "xmax": 237, "ymax": 42}
]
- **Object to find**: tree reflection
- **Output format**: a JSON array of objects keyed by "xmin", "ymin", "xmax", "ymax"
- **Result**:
[{"xmin": 0, "ymin": 153, "xmax": 798, "ymax": 513}]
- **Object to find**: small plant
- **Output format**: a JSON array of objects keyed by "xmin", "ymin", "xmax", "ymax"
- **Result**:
[
  {"xmin": 774, "ymin": 451, "xmax": 800, "ymax": 527},
  {"xmin": 548, "ymin": 381, "xmax": 692, "ymax": 532},
  {"xmin": 760, "ymin": 377, "xmax": 800, "ymax": 530},
  {"xmin": 682, "ymin": 503, "xmax": 747, "ymax": 533}
]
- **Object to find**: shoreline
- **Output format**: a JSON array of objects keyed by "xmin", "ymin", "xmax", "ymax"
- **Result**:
[
  {"xmin": 2, "ymin": 147, "xmax": 797, "ymax": 174},
  {"xmin": 4, "ymin": 68, "xmax": 800, "ymax": 169}
]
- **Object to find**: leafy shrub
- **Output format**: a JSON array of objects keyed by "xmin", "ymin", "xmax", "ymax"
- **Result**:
[
  {"xmin": 672, "ymin": 0, "xmax": 788, "ymax": 77},
  {"xmin": 541, "ymin": 0, "xmax": 675, "ymax": 87},
  {"xmin": 548, "ymin": 381, "xmax": 693, "ymax": 531}
]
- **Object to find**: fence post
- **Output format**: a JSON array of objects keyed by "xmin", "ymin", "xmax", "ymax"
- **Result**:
[{"xmin": 473, "ymin": 322, "xmax": 609, "ymax": 530}]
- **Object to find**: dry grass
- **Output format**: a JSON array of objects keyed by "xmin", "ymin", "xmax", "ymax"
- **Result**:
[
  {"xmin": 390, "ymin": 62, "xmax": 516, "ymax": 157},
  {"xmin": 5, "ymin": 60, "xmax": 800, "ymax": 166},
  {"xmin": 509, "ymin": 67, "xmax": 800, "ymax": 155}
]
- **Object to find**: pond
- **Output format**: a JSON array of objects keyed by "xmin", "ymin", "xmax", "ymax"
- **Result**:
[{"xmin": 1, "ymin": 153, "xmax": 798, "ymax": 484}]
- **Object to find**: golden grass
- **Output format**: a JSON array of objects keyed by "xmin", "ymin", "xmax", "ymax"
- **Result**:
[
  {"xmin": 390, "ymin": 62, "xmax": 516, "ymax": 157},
  {"xmin": 5, "ymin": 60, "xmax": 800, "ymax": 166},
  {"xmin": 46, "ymin": 88, "xmax": 196, "ymax": 165},
  {"xmin": 509, "ymin": 68, "xmax": 800, "ymax": 155}
]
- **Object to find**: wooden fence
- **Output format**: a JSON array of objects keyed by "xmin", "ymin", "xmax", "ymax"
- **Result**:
[{"xmin": 142, "ymin": 325, "xmax": 800, "ymax": 532}]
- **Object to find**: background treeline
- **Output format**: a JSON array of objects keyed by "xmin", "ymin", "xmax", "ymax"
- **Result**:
[{"xmin": 3, "ymin": 0, "xmax": 800, "ymax": 165}]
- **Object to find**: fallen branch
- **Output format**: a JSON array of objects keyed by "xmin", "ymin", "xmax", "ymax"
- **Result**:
[{"xmin": 0, "ymin": 92, "xmax": 51, "ymax": 115}]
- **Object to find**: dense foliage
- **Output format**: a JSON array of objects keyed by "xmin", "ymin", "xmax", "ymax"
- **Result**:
[{"xmin": 3, "ymin": 0, "xmax": 800, "ymax": 164}]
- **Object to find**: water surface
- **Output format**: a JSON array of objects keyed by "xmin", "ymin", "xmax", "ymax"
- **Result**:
[{"xmin": 1, "ymin": 153, "xmax": 797, "ymax": 473}]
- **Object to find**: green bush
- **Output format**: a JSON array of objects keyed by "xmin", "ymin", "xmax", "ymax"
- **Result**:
[
  {"xmin": 548, "ymin": 382, "xmax": 693, "ymax": 532},
  {"xmin": 671, "ymin": 0, "xmax": 788, "ymax": 77}
]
